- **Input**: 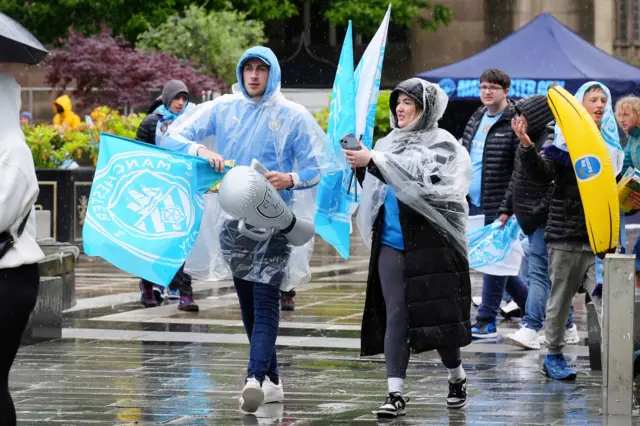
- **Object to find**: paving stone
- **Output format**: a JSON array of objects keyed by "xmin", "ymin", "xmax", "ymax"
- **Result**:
[{"xmin": 11, "ymin": 233, "xmax": 640, "ymax": 423}]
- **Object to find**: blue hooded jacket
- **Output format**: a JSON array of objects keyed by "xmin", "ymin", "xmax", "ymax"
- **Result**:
[{"xmin": 163, "ymin": 46, "xmax": 323, "ymax": 205}]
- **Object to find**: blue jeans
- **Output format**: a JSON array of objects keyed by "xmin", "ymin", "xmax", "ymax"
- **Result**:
[
  {"xmin": 518, "ymin": 236, "xmax": 529, "ymax": 285},
  {"xmin": 234, "ymin": 277, "xmax": 280, "ymax": 383},
  {"xmin": 520, "ymin": 228, "xmax": 574, "ymax": 331},
  {"xmin": 477, "ymin": 274, "xmax": 528, "ymax": 323}
]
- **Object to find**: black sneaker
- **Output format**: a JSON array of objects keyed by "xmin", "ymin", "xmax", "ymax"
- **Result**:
[
  {"xmin": 178, "ymin": 296, "xmax": 199, "ymax": 312},
  {"xmin": 374, "ymin": 392, "xmax": 407, "ymax": 418},
  {"xmin": 280, "ymin": 294, "xmax": 295, "ymax": 311},
  {"xmin": 447, "ymin": 378, "xmax": 467, "ymax": 409},
  {"xmin": 139, "ymin": 281, "xmax": 157, "ymax": 308}
]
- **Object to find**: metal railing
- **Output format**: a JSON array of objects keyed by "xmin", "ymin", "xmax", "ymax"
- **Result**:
[
  {"xmin": 21, "ymin": 87, "xmax": 53, "ymax": 117},
  {"xmin": 19, "ymin": 87, "xmax": 225, "ymax": 120}
]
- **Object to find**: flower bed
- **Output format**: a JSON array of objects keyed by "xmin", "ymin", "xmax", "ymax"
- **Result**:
[{"xmin": 25, "ymin": 106, "xmax": 145, "ymax": 168}]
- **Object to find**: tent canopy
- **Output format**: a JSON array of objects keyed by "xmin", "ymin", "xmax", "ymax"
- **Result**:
[{"xmin": 416, "ymin": 13, "xmax": 640, "ymax": 100}]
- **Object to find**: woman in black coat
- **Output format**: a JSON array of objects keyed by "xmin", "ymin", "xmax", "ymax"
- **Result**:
[{"xmin": 344, "ymin": 78, "xmax": 473, "ymax": 418}]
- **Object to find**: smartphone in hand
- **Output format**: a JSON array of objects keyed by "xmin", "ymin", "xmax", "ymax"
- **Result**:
[{"xmin": 340, "ymin": 133, "xmax": 361, "ymax": 151}]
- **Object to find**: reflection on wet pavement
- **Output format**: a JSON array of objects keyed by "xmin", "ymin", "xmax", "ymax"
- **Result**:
[
  {"xmin": 12, "ymin": 339, "xmax": 607, "ymax": 424},
  {"xmin": 11, "ymin": 237, "xmax": 639, "ymax": 424}
]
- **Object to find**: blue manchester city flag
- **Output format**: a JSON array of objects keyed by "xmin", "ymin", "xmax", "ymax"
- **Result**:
[
  {"xmin": 83, "ymin": 133, "xmax": 230, "ymax": 286},
  {"xmin": 313, "ymin": 21, "xmax": 356, "ymax": 260}
]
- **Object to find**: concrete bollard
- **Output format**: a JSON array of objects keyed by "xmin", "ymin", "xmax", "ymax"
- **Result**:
[
  {"xmin": 38, "ymin": 244, "xmax": 78, "ymax": 310},
  {"xmin": 601, "ymin": 254, "xmax": 636, "ymax": 416}
]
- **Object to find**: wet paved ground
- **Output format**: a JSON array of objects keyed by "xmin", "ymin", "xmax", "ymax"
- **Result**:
[{"xmin": 11, "ymin": 238, "xmax": 640, "ymax": 425}]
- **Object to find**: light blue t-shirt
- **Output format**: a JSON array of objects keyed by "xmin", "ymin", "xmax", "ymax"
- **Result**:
[
  {"xmin": 380, "ymin": 189, "xmax": 404, "ymax": 250},
  {"xmin": 469, "ymin": 111, "xmax": 503, "ymax": 207}
]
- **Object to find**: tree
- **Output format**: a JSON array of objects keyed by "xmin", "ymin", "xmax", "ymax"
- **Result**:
[
  {"xmin": 45, "ymin": 27, "xmax": 226, "ymax": 112},
  {"xmin": 314, "ymin": 91, "xmax": 391, "ymax": 143},
  {"xmin": 230, "ymin": 0, "xmax": 452, "ymax": 37},
  {"xmin": 137, "ymin": 5, "xmax": 267, "ymax": 86},
  {"xmin": 0, "ymin": 0, "xmax": 451, "ymax": 46},
  {"xmin": 325, "ymin": 0, "xmax": 452, "ymax": 36},
  {"xmin": 0, "ymin": 0, "xmax": 219, "ymax": 45}
]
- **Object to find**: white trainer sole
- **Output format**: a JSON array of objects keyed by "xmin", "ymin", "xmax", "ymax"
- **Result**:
[{"xmin": 240, "ymin": 386, "xmax": 264, "ymax": 413}]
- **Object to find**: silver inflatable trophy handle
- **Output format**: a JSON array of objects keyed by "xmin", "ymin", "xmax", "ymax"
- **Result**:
[
  {"xmin": 237, "ymin": 158, "xmax": 275, "ymax": 241},
  {"xmin": 250, "ymin": 158, "xmax": 269, "ymax": 174},
  {"xmin": 238, "ymin": 219, "xmax": 274, "ymax": 241}
]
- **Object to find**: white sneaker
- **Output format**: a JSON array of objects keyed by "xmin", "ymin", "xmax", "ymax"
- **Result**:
[
  {"xmin": 500, "ymin": 300, "xmax": 522, "ymax": 318},
  {"xmin": 262, "ymin": 376, "xmax": 284, "ymax": 403},
  {"xmin": 505, "ymin": 326, "xmax": 540, "ymax": 350},
  {"xmin": 239, "ymin": 377, "xmax": 264, "ymax": 413},
  {"xmin": 564, "ymin": 324, "xmax": 580, "ymax": 345}
]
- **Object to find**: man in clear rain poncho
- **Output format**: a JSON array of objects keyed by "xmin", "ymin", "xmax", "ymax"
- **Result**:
[{"xmin": 162, "ymin": 46, "xmax": 337, "ymax": 413}]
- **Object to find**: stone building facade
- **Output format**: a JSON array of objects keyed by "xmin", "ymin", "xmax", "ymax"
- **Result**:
[{"xmin": 263, "ymin": 0, "xmax": 625, "ymax": 88}]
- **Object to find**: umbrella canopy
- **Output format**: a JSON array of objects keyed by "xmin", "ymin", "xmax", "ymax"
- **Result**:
[{"xmin": 0, "ymin": 13, "xmax": 49, "ymax": 65}]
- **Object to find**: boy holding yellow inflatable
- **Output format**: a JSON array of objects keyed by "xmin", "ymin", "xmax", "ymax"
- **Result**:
[{"xmin": 517, "ymin": 82, "xmax": 625, "ymax": 380}]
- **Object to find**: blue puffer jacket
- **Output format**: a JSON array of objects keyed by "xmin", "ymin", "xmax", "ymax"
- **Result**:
[{"xmin": 162, "ymin": 46, "xmax": 324, "ymax": 205}]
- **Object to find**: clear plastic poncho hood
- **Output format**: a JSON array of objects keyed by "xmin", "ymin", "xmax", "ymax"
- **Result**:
[
  {"xmin": 163, "ymin": 46, "xmax": 339, "ymax": 290},
  {"xmin": 356, "ymin": 78, "xmax": 472, "ymax": 257}
]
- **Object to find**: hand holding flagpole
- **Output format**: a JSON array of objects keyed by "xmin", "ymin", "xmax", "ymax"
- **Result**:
[
  {"xmin": 344, "ymin": 134, "xmax": 372, "ymax": 202},
  {"xmin": 313, "ymin": 5, "xmax": 391, "ymax": 259}
]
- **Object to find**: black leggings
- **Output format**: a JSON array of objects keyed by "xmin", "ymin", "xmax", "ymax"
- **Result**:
[
  {"xmin": 378, "ymin": 245, "xmax": 461, "ymax": 378},
  {"xmin": 0, "ymin": 263, "xmax": 39, "ymax": 426}
]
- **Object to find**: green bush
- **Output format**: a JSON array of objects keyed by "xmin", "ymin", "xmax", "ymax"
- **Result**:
[
  {"xmin": 24, "ymin": 106, "xmax": 146, "ymax": 168},
  {"xmin": 313, "ymin": 91, "xmax": 392, "ymax": 145},
  {"xmin": 137, "ymin": 5, "xmax": 267, "ymax": 86}
]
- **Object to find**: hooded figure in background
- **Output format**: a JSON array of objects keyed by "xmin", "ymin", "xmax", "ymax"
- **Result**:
[
  {"xmin": 0, "ymin": 72, "xmax": 45, "ymax": 425},
  {"xmin": 52, "ymin": 94, "xmax": 81, "ymax": 130},
  {"xmin": 135, "ymin": 79, "xmax": 192, "ymax": 146},
  {"xmin": 20, "ymin": 111, "xmax": 32, "ymax": 128},
  {"xmin": 345, "ymin": 78, "xmax": 472, "ymax": 417},
  {"xmin": 134, "ymin": 79, "xmax": 198, "ymax": 311},
  {"xmin": 163, "ymin": 46, "xmax": 339, "ymax": 413}
]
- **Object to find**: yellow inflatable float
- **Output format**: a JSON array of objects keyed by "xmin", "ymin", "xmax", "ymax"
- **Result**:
[{"xmin": 546, "ymin": 83, "xmax": 619, "ymax": 257}]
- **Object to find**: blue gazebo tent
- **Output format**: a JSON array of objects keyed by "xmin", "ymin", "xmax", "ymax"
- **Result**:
[{"xmin": 416, "ymin": 13, "xmax": 640, "ymax": 100}]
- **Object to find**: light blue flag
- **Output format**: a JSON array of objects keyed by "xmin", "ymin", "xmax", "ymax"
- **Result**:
[
  {"xmin": 354, "ymin": 4, "xmax": 391, "ymax": 150},
  {"xmin": 83, "ymin": 133, "xmax": 230, "ymax": 286},
  {"xmin": 314, "ymin": 7, "xmax": 391, "ymax": 259},
  {"xmin": 314, "ymin": 21, "xmax": 356, "ymax": 259}
]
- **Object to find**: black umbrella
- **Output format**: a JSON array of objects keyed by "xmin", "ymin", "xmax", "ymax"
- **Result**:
[{"xmin": 0, "ymin": 13, "xmax": 49, "ymax": 65}]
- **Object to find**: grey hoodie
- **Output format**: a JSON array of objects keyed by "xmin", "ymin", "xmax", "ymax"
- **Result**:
[{"xmin": 161, "ymin": 80, "xmax": 189, "ymax": 109}]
